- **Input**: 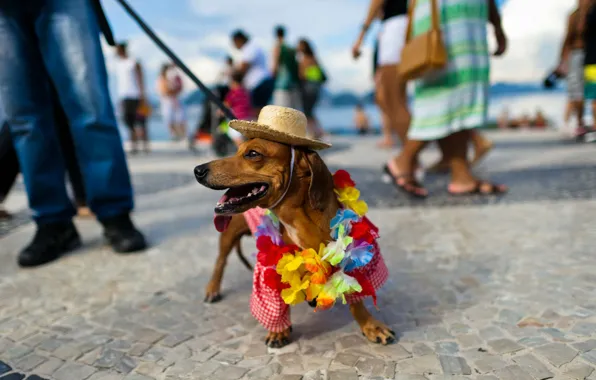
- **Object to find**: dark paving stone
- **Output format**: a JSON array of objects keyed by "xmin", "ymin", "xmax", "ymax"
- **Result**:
[
  {"xmin": 0, "ymin": 362, "xmax": 10, "ymax": 376},
  {"xmin": 0, "ymin": 374, "xmax": 25, "ymax": 380},
  {"xmin": 344, "ymin": 164, "xmax": 596, "ymax": 209},
  {"xmin": 25, "ymin": 376, "xmax": 48, "ymax": 380}
]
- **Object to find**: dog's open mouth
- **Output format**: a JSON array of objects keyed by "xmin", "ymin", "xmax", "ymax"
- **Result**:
[
  {"xmin": 213, "ymin": 183, "xmax": 269, "ymax": 232},
  {"xmin": 215, "ymin": 183, "xmax": 269, "ymax": 214}
]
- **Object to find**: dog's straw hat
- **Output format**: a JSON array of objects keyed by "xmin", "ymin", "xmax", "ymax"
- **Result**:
[{"xmin": 229, "ymin": 106, "xmax": 331, "ymax": 150}]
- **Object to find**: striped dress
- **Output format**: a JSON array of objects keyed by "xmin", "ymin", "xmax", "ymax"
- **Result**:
[{"xmin": 407, "ymin": 0, "xmax": 489, "ymax": 141}]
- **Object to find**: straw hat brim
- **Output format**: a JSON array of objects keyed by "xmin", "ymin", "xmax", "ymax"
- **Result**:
[{"xmin": 229, "ymin": 120, "xmax": 331, "ymax": 150}]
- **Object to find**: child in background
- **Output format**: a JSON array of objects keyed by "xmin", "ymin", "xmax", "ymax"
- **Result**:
[
  {"xmin": 221, "ymin": 70, "xmax": 254, "ymax": 147},
  {"xmin": 354, "ymin": 103, "xmax": 370, "ymax": 135}
]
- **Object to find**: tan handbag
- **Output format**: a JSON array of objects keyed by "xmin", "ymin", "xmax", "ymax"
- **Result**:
[{"xmin": 398, "ymin": 0, "xmax": 447, "ymax": 81}]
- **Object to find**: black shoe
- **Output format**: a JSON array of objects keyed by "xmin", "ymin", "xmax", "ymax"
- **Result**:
[
  {"xmin": 18, "ymin": 221, "xmax": 81, "ymax": 267},
  {"xmin": 101, "ymin": 214, "xmax": 147, "ymax": 254}
]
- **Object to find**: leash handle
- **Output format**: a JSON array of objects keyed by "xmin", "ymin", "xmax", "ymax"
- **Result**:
[{"xmin": 114, "ymin": 0, "xmax": 237, "ymax": 121}]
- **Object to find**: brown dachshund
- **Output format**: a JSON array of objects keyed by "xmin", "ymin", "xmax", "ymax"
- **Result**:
[{"xmin": 195, "ymin": 138, "xmax": 395, "ymax": 347}]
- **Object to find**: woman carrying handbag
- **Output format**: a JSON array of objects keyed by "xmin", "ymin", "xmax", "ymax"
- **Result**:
[{"xmin": 384, "ymin": 0, "xmax": 509, "ymax": 198}]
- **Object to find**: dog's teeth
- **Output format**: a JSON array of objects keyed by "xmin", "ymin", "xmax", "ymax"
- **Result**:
[{"xmin": 259, "ymin": 185, "xmax": 266, "ymax": 192}]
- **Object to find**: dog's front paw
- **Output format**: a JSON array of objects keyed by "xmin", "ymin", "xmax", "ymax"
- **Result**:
[
  {"xmin": 265, "ymin": 327, "xmax": 292, "ymax": 348},
  {"xmin": 361, "ymin": 318, "xmax": 396, "ymax": 345},
  {"xmin": 204, "ymin": 282, "xmax": 223, "ymax": 303}
]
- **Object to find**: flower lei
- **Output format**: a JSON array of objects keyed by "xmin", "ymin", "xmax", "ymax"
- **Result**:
[{"xmin": 255, "ymin": 170, "xmax": 379, "ymax": 311}]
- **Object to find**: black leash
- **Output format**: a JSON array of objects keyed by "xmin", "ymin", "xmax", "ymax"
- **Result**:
[{"xmin": 114, "ymin": 0, "xmax": 236, "ymax": 120}]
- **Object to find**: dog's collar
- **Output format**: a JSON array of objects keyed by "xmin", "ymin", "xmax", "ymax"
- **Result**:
[{"xmin": 269, "ymin": 147, "xmax": 295, "ymax": 210}]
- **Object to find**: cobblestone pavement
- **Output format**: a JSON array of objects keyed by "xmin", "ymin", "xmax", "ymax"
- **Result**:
[{"xmin": 1, "ymin": 131, "xmax": 595, "ymax": 380}]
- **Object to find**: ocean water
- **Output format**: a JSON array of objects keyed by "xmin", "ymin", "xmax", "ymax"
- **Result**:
[{"xmin": 119, "ymin": 91, "xmax": 579, "ymax": 141}]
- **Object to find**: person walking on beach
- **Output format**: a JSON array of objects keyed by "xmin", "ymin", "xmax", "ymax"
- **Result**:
[
  {"xmin": 581, "ymin": 0, "xmax": 596, "ymax": 132},
  {"xmin": 157, "ymin": 63, "xmax": 187, "ymax": 141},
  {"xmin": 297, "ymin": 38, "xmax": 326, "ymax": 139},
  {"xmin": 231, "ymin": 30, "xmax": 274, "ymax": 115},
  {"xmin": 352, "ymin": 0, "xmax": 409, "ymax": 149},
  {"xmin": 558, "ymin": 0, "xmax": 590, "ymax": 137},
  {"xmin": 384, "ymin": 0, "xmax": 508, "ymax": 197},
  {"xmin": 271, "ymin": 25, "xmax": 301, "ymax": 109},
  {"xmin": 0, "ymin": 0, "xmax": 146, "ymax": 267},
  {"xmin": 115, "ymin": 42, "xmax": 149, "ymax": 154}
]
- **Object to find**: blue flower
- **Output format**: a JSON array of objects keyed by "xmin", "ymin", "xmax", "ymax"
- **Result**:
[
  {"xmin": 342, "ymin": 240, "xmax": 374, "ymax": 272},
  {"xmin": 330, "ymin": 209, "xmax": 359, "ymax": 239}
]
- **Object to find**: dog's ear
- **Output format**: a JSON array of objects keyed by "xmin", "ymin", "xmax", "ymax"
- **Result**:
[{"xmin": 303, "ymin": 150, "xmax": 334, "ymax": 211}]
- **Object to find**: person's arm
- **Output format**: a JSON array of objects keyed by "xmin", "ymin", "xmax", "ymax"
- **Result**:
[
  {"xmin": 271, "ymin": 44, "xmax": 281, "ymax": 78},
  {"xmin": 488, "ymin": 0, "xmax": 507, "ymax": 56},
  {"xmin": 352, "ymin": 0, "xmax": 385, "ymax": 59},
  {"xmin": 298, "ymin": 59, "xmax": 306, "ymax": 81},
  {"xmin": 135, "ymin": 62, "xmax": 145, "ymax": 99}
]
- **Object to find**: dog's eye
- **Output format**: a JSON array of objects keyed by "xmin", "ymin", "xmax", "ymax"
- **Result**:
[{"xmin": 244, "ymin": 150, "xmax": 262, "ymax": 159}]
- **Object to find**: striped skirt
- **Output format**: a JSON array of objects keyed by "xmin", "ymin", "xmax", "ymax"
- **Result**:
[{"xmin": 407, "ymin": 0, "xmax": 490, "ymax": 141}]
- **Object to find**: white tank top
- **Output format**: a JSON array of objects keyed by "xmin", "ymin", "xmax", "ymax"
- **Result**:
[{"xmin": 115, "ymin": 56, "xmax": 140, "ymax": 99}]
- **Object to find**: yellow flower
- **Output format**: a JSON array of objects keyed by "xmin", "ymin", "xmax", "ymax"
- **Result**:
[
  {"xmin": 281, "ymin": 274, "xmax": 309, "ymax": 305},
  {"xmin": 276, "ymin": 253, "xmax": 304, "ymax": 284},
  {"xmin": 301, "ymin": 244, "xmax": 331, "ymax": 284},
  {"xmin": 335, "ymin": 187, "xmax": 368, "ymax": 216}
]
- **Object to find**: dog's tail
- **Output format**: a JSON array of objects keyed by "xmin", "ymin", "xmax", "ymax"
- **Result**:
[{"xmin": 235, "ymin": 237, "xmax": 253, "ymax": 271}]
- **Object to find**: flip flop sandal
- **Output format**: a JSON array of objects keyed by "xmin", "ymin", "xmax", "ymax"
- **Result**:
[
  {"xmin": 448, "ymin": 181, "xmax": 507, "ymax": 196},
  {"xmin": 383, "ymin": 165, "xmax": 428, "ymax": 199}
]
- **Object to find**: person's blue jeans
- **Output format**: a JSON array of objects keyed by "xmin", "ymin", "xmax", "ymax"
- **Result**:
[{"xmin": 0, "ymin": 0, "xmax": 134, "ymax": 224}]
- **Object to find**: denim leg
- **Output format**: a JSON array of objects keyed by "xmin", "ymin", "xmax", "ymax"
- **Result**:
[
  {"xmin": 0, "ymin": 6, "xmax": 75, "ymax": 224},
  {"xmin": 34, "ymin": 0, "xmax": 134, "ymax": 220}
]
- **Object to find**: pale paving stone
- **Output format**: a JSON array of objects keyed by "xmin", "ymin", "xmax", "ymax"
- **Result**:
[
  {"xmin": 395, "ymin": 355, "xmax": 441, "ymax": 375},
  {"xmin": 582, "ymin": 350, "xmax": 596, "ymax": 365},
  {"xmin": 494, "ymin": 365, "xmax": 534, "ymax": 380},
  {"xmin": 247, "ymin": 362, "xmax": 282, "ymax": 379},
  {"xmin": 563, "ymin": 362, "xmax": 594, "ymax": 380},
  {"xmin": 35, "ymin": 357, "xmax": 64, "ymax": 376},
  {"xmin": 488, "ymin": 339, "xmax": 524, "ymax": 354},
  {"xmin": 394, "ymin": 376, "xmax": 429, "ymax": 380},
  {"xmin": 535, "ymin": 343, "xmax": 579, "ymax": 367},
  {"xmin": 438, "ymin": 355, "xmax": 471, "ymax": 375},
  {"xmin": 355, "ymin": 357, "xmax": 385, "ymax": 376},
  {"xmin": 411, "ymin": 343, "xmax": 434, "ymax": 356},
  {"xmin": 14, "ymin": 353, "xmax": 47, "ymax": 372},
  {"xmin": 573, "ymin": 340, "xmax": 596, "ymax": 353},
  {"xmin": 513, "ymin": 354, "xmax": 554, "ymax": 380},
  {"xmin": 123, "ymin": 374, "xmax": 154, "ymax": 380},
  {"xmin": 328, "ymin": 369, "xmax": 359, "ymax": 380},
  {"xmin": 53, "ymin": 362, "xmax": 97, "ymax": 379},
  {"xmin": 87, "ymin": 371, "xmax": 125, "ymax": 380},
  {"xmin": 474, "ymin": 355, "xmax": 509, "ymax": 373},
  {"xmin": 208, "ymin": 365, "xmax": 248, "ymax": 380}
]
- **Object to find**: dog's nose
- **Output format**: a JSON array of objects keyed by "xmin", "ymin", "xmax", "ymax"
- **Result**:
[{"xmin": 194, "ymin": 164, "xmax": 209, "ymax": 181}]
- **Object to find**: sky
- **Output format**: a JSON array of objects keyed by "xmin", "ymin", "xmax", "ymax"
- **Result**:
[{"xmin": 101, "ymin": 0, "xmax": 576, "ymax": 95}]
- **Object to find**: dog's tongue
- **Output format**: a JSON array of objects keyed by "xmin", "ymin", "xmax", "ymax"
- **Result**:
[
  {"xmin": 214, "ymin": 193, "xmax": 231, "ymax": 232},
  {"xmin": 214, "ymin": 214, "xmax": 232, "ymax": 232}
]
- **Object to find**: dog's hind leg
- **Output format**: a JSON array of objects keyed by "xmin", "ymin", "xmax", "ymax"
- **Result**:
[
  {"xmin": 350, "ymin": 301, "xmax": 396, "ymax": 345},
  {"xmin": 205, "ymin": 214, "xmax": 251, "ymax": 303}
]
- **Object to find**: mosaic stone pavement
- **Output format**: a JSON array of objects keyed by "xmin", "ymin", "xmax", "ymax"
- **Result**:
[{"xmin": 0, "ymin": 131, "xmax": 595, "ymax": 380}]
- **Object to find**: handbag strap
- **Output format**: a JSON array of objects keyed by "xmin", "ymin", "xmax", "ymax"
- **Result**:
[{"xmin": 404, "ymin": 0, "xmax": 441, "ymax": 43}]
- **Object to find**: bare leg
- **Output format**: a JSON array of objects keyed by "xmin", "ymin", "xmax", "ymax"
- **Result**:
[
  {"xmin": 375, "ymin": 65, "xmax": 410, "ymax": 147},
  {"xmin": 386, "ymin": 139, "xmax": 428, "ymax": 196},
  {"xmin": 470, "ymin": 130, "xmax": 493, "ymax": 166},
  {"xmin": 439, "ymin": 130, "xmax": 507, "ymax": 194}
]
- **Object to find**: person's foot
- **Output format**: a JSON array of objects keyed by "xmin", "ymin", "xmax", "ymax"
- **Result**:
[
  {"xmin": 18, "ymin": 221, "xmax": 82, "ymax": 267},
  {"xmin": 384, "ymin": 158, "xmax": 428, "ymax": 198},
  {"xmin": 448, "ymin": 180, "xmax": 507, "ymax": 195},
  {"xmin": 100, "ymin": 214, "xmax": 147, "ymax": 254}
]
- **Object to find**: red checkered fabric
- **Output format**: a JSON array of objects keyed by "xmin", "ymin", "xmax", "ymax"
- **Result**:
[
  {"xmin": 246, "ymin": 211, "xmax": 388, "ymax": 331},
  {"xmin": 250, "ymin": 261, "xmax": 292, "ymax": 332}
]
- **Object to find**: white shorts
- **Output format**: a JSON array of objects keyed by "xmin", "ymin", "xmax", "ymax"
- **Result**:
[
  {"xmin": 377, "ymin": 15, "xmax": 408, "ymax": 66},
  {"xmin": 161, "ymin": 97, "xmax": 186, "ymax": 124}
]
